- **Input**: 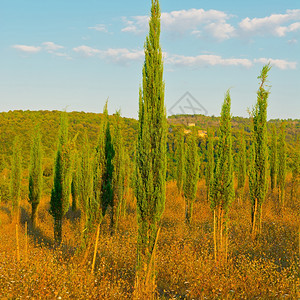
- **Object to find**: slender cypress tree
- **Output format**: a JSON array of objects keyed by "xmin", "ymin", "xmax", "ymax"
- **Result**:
[
  {"xmin": 79, "ymin": 132, "xmax": 94, "ymax": 239},
  {"xmin": 237, "ymin": 129, "xmax": 246, "ymax": 201},
  {"xmin": 71, "ymin": 150, "xmax": 80, "ymax": 211},
  {"xmin": 112, "ymin": 110, "xmax": 125, "ymax": 232},
  {"xmin": 10, "ymin": 136, "xmax": 22, "ymax": 223},
  {"xmin": 28, "ymin": 126, "xmax": 43, "ymax": 228},
  {"xmin": 277, "ymin": 122, "xmax": 287, "ymax": 206},
  {"xmin": 270, "ymin": 124, "xmax": 277, "ymax": 191},
  {"xmin": 135, "ymin": 0, "xmax": 166, "ymax": 295},
  {"xmin": 249, "ymin": 64, "xmax": 271, "ymax": 237},
  {"xmin": 205, "ymin": 128, "xmax": 214, "ymax": 201},
  {"xmin": 210, "ymin": 90, "xmax": 234, "ymax": 262},
  {"xmin": 176, "ymin": 129, "xmax": 185, "ymax": 196},
  {"xmin": 50, "ymin": 112, "xmax": 73, "ymax": 245},
  {"xmin": 102, "ymin": 104, "xmax": 115, "ymax": 234},
  {"xmin": 183, "ymin": 131, "xmax": 199, "ymax": 224}
]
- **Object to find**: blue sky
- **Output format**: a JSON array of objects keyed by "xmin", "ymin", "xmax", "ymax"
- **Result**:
[{"xmin": 1, "ymin": 0, "xmax": 299, "ymax": 120}]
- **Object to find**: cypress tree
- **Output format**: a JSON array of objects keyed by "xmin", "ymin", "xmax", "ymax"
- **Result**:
[
  {"xmin": 79, "ymin": 132, "xmax": 94, "ymax": 239},
  {"xmin": 205, "ymin": 128, "xmax": 214, "ymax": 201},
  {"xmin": 71, "ymin": 150, "xmax": 80, "ymax": 211},
  {"xmin": 270, "ymin": 124, "xmax": 277, "ymax": 191},
  {"xmin": 249, "ymin": 64, "xmax": 271, "ymax": 237},
  {"xmin": 135, "ymin": 0, "xmax": 166, "ymax": 295},
  {"xmin": 176, "ymin": 129, "xmax": 185, "ymax": 196},
  {"xmin": 112, "ymin": 110, "xmax": 125, "ymax": 232},
  {"xmin": 50, "ymin": 112, "xmax": 73, "ymax": 245},
  {"xmin": 183, "ymin": 131, "xmax": 199, "ymax": 224},
  {"xmin": 28, "ymin": 126, "xmax": 43, "ymax": 228},
  {"xmin": 237, "ymin": 129, "xmax": 246, "ymax": 201},
  {"xmin": 277, "ymin": 122, "xmax": 287, "ymax": 206},
  {"xmin": 102, "ymin": 103, "xmax": 115, "ymax": 234},
  {"xmin": 210, "ymin": 90, "xmax": 234, "ymax": 262},
  {"xmin": 10, "ymin": 136, "xmax": 22, "ymax": 223}
]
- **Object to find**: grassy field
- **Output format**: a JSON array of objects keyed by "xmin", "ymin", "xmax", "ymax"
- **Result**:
[{"xmin": 0, "ymin": 179, "xmax": 299, "ymax": 299}]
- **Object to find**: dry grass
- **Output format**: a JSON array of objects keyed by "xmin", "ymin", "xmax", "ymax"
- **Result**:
[{"xmin": 0, "ymin": 179, "xmax": 299, "ymax": 299}]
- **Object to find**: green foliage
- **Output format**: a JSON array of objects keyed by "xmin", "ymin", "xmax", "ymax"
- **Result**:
[
  {"xmin": 249, "ymin": 64, "xmax": 271, "ymax": 235},
  {"xmin": 10, "ymin": 136, "xmax": 22, "ymax": 214},
  {"xmin": 183, "ymin": 131, "xmax": 199, "ymax": 224},
  {"xmin": 50, "ymin": 112, "xmax": 73, "ymax": 244},
  {"xmin": 135, "ymin": 0, "xmax": 166, "ymax": 290},
  {"xmin": 277, "ymin": 122, "xmax": 287, "ymax": 205},
  {"xmin": 176, "ymin": 129, "xmax": 185, "ymax": 195},
  {"xmin": 237, "ymin": 129, "xmax": 246, "ymax": 190},
  {"xmin": 205, "ymin": 128, "xmax": 214, "ymax": 201},
  {"xmin": 270, "ymin": 124, "xmax": 277, "ymax": 191},
  {"xmin": 71, "ymin": 151, "xmax": 80, "ymax": 211},
  {"xmin": 28, "ymin": 126, "xmax": 43, "ymax": 226},
  {"xmin": 112, "ymin": 111, "xmax": 125, "ymax": 232},
  {"xmin": 290, "ymin": 139, "xmax": 299, "ymax": 203},
  {"xmin": 210, "ymin": 90, "xmax": 234, "ymax": 212}
]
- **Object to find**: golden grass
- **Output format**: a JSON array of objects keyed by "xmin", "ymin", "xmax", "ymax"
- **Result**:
[{"xmin": 0, "ymin": 179, "xmax": 299, "ymax": 299}]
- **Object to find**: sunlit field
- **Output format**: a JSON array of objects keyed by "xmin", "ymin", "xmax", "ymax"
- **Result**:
[{"xmin": 1, "ymin": 178, "xmax": 299, "ymax": 299}]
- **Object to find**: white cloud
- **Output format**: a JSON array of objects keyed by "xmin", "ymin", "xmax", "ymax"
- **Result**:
[
  {"xmin": 122, "ymin": 8, "xmax": 235, "ymax": 40},
  {"xmin": 42, "ymin": 42, "xmax": 64, "ymax": 52},
  {"xmin": 73, "ymin": 45, "xmax": 144, "ymax": 63},
  {"xmin": 12, "ymin": 45, "xmax": 41, "ymax": 53},
  {"xmin": 166, "ymin": 54, "xmax": 252, "ymax": 68},
  {"xmin": 254, "ymin": 58, "xmax": 297, "ymax": 70},
  {"xmin": 88, "ymin": 24, "xmax": 108, "ymax": 32},
  {"xmin": 239, "ymin": 9, "xmax": 300, "ymax": 37},
  {"xmin": 73, "ymin": 45, "xmax": 101, "ymax": 57}
]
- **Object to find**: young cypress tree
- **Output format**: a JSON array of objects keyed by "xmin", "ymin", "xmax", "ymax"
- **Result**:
[
  {"xmin": 71, "ymin": 150, "xmax": 80, "ymax": 211},
  {"xmin": 270, "ymin": 124, "xmax": 277, "ymax": 191},
  {"xmin": 249, "ymin": 64, "xmax": 271, "ymax": 237},
  {"xmin": 50, "ymin": 112, "xmax": 73, "ymax": 245},
  {"xmin": 277, "ymin": 122, "xmax": 287, "ymax": 206},
  {"xmin": 112, "ymin": 110, "xmax": 125, "ymax": 232},
  {"xmin": 135, "ymin": 0, "xmax": 166, "ymax": 295},
  {"xmin": 102, "ymin": 104, "xmax": 115, "ymax": 234},
  {"xmin": 210, "ymin": 90, "xmax": 234, "ymax": 262},
  {"xmin": 28, "ymin": 126, "xmax": 43, "ymax": 228},
  {"xmin": 237, "ymin": 129, "xmax": 246, "ymax": 201},
  {"xmin": 10, "ymin": 136, "xmax": 22, "ymax": 223},
  {"xmin": 176, "ymin": 129, "xmax": 185, "ymax": 196},
  {"xmin": 79, "ymin": 132, "xmax": 94, "ymax": 239},
  {"xmin": 205, "ymin": 128, "xmax": 214, "ymax": 201},
  {"xmin": 183, "ymin": 131, "xmax": 199, "ymax": 224}
]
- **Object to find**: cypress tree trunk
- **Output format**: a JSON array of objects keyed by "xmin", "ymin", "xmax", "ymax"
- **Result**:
[
  {"xmin": 249, "ymin": 64, "xmax": 271, "ymax": 238},
  {"xmin": 210, "ymin": 90, "xmax": 234, "ymax": 262},
  {"xmin": 135, "ymin": 0, "xmax": 166, "ymax": 296}
]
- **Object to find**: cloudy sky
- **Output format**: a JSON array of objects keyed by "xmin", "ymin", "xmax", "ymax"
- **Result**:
[{"xmin": 1, "ymin": 0, "xmax": 299, "ymax": 119}]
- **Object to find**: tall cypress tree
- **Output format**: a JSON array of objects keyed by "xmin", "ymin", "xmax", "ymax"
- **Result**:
[
  {"xmin": 277, "ymin": 122, "xmax": 286, "ymax": 206},
  {"xmin": 176, "ymin": 129, "xmax": 185, "ymax": 196},
  {"xmin": 270, "ymin": 124, "xmax": 277, "ymax": 191},
  {"xmin": 112, "ymin": 110, "xmax": 125, "ymax": 232},
  {"xmin": 50, "ymin": 112, "xmax": 73, "ymax": 245},
  {"xmin": 249, "ymin": 64, "xmax": 271, "ymax": 237},
  {"xmin": 237, "ymin": 129, "xmax": 246, "ymax": 200},
  {"xmin": 183, "ymin": 131, "xmax": 199, "ymax": 224},
  {"xmin": 210, "ymin": 90, "xmax": 234, "ymax": 261},
  {"xmin": 135, "ymin": 0, "xmax": 166, "ymax": 295},
  {"xmin": 205, "ymin": 128, "xmax": 214, "ymax": 201},
  {"xmin": 28, "ymin": 126, "xmax": 43, "ymax": 228},
  {"xmin": 10, "ymin": 136, "xmax": 22, "ymax": 223}
]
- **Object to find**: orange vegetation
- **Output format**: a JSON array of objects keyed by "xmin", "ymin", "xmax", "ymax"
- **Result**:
[{"xmin": 0, "ymin": 180, "xmax": 299, "ymax": 299}]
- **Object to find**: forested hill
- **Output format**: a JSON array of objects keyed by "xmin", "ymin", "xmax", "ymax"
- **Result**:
[{"xmin": 0, "ymin": 110, "xmax": 299, "ymax": 173}]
